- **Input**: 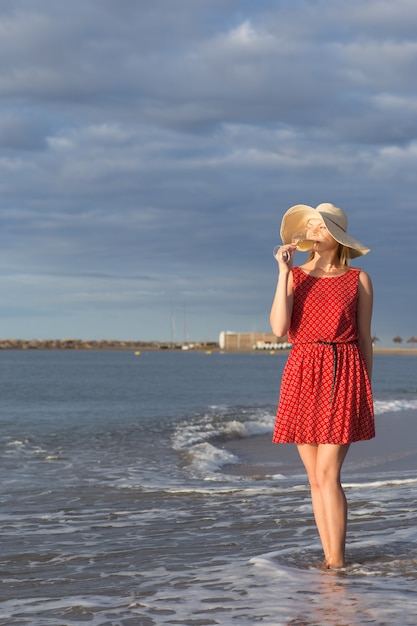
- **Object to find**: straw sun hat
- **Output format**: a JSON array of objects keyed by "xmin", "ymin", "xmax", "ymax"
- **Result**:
[{"xmin": 280, "ymin": 203, "xmax": 370, "ymax": 258}]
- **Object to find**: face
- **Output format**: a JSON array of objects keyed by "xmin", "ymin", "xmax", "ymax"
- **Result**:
[{"xmin": 306, "ymin": 218, "xmax": 338, "ymax": 251}]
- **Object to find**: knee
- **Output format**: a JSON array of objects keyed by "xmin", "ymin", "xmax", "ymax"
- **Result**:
[
  {"xmin": 307, "ymin": 474, "xmax": 321, "ymax": 493},
  {"xmin": 315, "ymin": 466, "xmax": 341, "ymax": 489},
  {"xmin": 306, "ymin": 472, "xmax": 320, "ymax": 491}
]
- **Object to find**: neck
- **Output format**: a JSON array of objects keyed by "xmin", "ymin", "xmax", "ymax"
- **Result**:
[
  {"xmin": 305, "ymin": 252, "xmax": 348, "ymax": 276},
  {"xmin": 313, "ymin": 252, "xmax": 341, "ymax": 270}
]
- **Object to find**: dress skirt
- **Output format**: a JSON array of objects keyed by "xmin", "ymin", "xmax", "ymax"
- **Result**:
[{"xmin": 272, "ymin": 341, "xmax": 375, "ymax": 444}]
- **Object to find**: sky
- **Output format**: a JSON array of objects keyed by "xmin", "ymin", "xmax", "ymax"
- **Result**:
[{"xmin": 1, "ymin": 0, "xmax": 416, "ymax": 347}]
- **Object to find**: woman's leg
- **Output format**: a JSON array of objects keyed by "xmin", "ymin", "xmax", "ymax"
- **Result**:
[
  {"xmin": 297, "ymin": 443, "xmax": 350, "ymax": 568},
  {"xmin": 296, "ymin": 444, "xmax": 330, "ymax": 561}
]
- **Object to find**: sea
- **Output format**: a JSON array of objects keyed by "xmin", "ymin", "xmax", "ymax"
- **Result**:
[{"xmin": 0, "ymin": 349, "xmax": 416, "ymax": 626}]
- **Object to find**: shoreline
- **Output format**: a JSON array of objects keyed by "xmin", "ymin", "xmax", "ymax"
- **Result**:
[{"xmin": 0, "ymin": 339, "xmax": 415, "ymax": 355}]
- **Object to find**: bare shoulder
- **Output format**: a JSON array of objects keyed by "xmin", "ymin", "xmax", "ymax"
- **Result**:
[{"xmin": 358, "ymin": 270, "xmax": 373, "ymax": 296}]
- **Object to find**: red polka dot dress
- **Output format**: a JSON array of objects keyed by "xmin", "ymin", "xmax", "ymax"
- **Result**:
[{"xmin": 272, "ymin": 267, "xmax": 375, "ymax": 444}]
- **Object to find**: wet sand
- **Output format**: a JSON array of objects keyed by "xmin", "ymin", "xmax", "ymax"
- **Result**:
[{"xmin": 222, "ymin": 409, "xmax": 417, "ymax": 479}]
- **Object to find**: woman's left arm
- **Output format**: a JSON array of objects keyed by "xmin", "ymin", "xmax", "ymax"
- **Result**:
[{"xmin": 357, "ymin": 270, "xmax": 374, "ymax": 379}]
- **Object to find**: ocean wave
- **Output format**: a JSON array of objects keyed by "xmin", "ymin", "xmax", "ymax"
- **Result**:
[
  {"xmin": 344, "ymin": 477, "xmax": 417, "ymax": 489},
  {"xmin": 172, "ymin": 408, "xmax": 274, "ymax": 451},
  {"xmin": 182, "ymin": 442, "xmax": 239, "ymax": 480},
  {"xmin": 374, "ymin": 398, "xmax": 417, "ymax": 414}
]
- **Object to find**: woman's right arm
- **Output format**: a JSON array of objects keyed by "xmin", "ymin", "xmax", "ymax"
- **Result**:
[{"xmin": 269, "ymin": 262, "xmax": 294, "ymax": 338}]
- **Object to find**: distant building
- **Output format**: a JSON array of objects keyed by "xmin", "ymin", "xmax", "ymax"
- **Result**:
[{"xmin": 219, "ymin": 331, "xmax": 291, "ymax": 351}]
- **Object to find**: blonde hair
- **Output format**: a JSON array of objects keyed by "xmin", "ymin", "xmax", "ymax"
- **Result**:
[{"xmin": 339, "ymin": 245, "xmax": 350, "ymax": 267}]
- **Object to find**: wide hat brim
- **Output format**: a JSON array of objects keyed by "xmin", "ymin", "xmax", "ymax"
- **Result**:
[{"xmin": 280, "ymin": 203, "xmax": 370, "ymax": 258}]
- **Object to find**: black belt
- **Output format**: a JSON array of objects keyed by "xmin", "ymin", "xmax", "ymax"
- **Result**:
[{"xmin": 315, "ymin": 340, "xmax": 357, "ymax": 404}]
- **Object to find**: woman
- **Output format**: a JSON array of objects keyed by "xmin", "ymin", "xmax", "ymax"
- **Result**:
[{"xmin": 270, "ymin": 203, "xmax": 374, "ymax": 569}]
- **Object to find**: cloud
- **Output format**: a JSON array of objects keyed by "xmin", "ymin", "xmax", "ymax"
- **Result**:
[{"xmin": 0, "ymin": 0, "xmax": 415, "ymax": 343}]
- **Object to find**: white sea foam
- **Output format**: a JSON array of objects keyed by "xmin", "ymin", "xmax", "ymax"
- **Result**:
[
  {"xmin": 172, "ymin": 409, "xmax": 270, "ymax": 450},
  {"xmin": 374, "ymin": 398, "xmax": 417, "ymax": 414},
  {"xmin": 344, "ymin": 477, "xmax": 417, "ymax": 489},
  {"xmin": 172, "ymin": 408, "xmax": 274, "ymax": 452},
  {"xmin": 184, "ymin": 442, "xmax": 239, "ymax": 479}
]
